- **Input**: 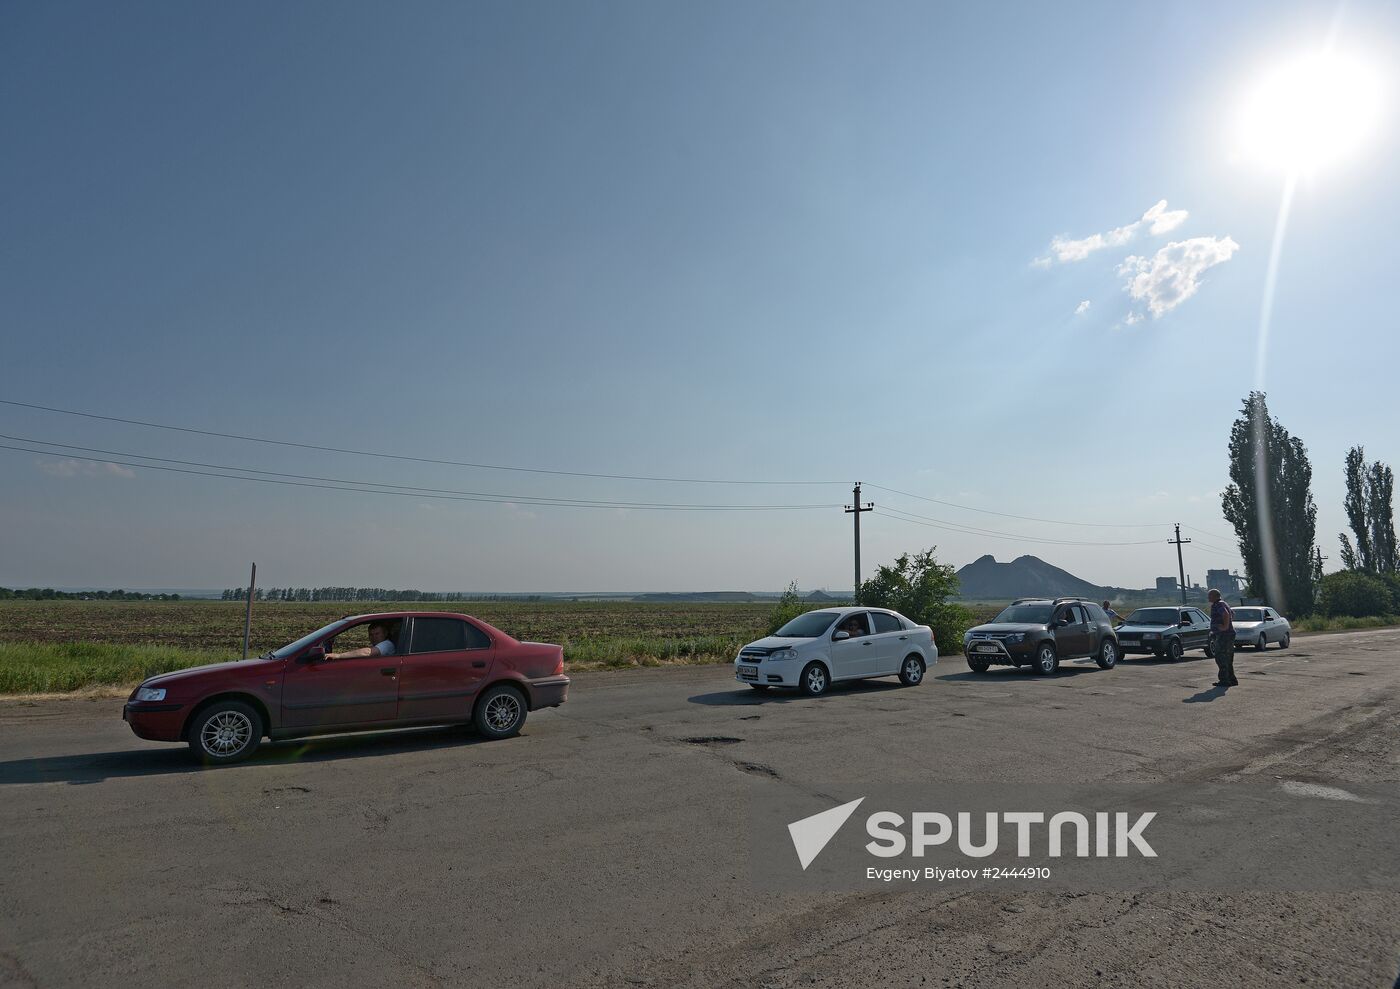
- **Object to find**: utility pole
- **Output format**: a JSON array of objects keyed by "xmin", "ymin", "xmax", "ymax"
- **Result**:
[
  {"xmin": 1168, "ymin": 525, "xmax": 1191, "ymax": 605},
  {"xmin": 844, "ymin": 482, "xmax": 873, "ymax": 604},
  {"xmin": 242, "ymin": 562, "xmax": 256, "ymax": 660}
]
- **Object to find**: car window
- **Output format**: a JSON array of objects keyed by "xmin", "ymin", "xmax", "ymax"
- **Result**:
[
  {"xmin": 1191, "ymin": 610, "xmax": 1209, "ymax": 624},
  {"xmin": 410, "ymin": 618, "xmax": 468, "ymax": 653},
  {"xmin": 1263, "ymin": 610, "xmax": 1275, "ymax": 620},
  {"xmin": 1180, "ymin": 612, "xmax": 1192, "ymax": 624},
  {"xmin": 1075, "ymin": 605, "xmax": 1091, "ymax": 624},
  {"xmin": 1056, "ymin": 607, "xmax": 1076, "ymax": 624},
  {"xmin": 871, "ymin": 612, "xmax": 902, "ymax": 634},
  {"xmin": 836, "ymin": 613, "xmax": 870, "ymax": 637},
  {"xmin": 1084, "ymin": 603, "xmax": 1106, "ymax": 622}
]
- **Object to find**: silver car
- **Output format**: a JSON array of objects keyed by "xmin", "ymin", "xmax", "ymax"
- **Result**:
[{"xmin": 1231, "ymin": 606, "xmax": 1291, "ymax": 650}]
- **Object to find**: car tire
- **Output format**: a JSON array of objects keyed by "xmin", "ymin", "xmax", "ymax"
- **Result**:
[
  {"xmin": 1096, "ymin": 638, "xmax": 1118, "ymax": 670},
  {"xmin": 967, "ymin": 656, "xmax": 990, "ymax": 674},
  {"xmin": 187, "ymin": 700, "xmax": 263, "ymax": 765},
  {"xmin": 1166, "ymin": 638, "xmax": 1184, "ymax": 662},
  {"xmin": 1279, "ymin": 632, "xmax": 1290, "ymax": 649},
  {"xmin": 899, "ymin": 655, "xmax": 926, "ymax": 686},
  {"xmin": 798, "ymin": 662, "xmax": 830, "ymax": 697},
  {"xmin": 1256, "ymin": 635, "xmax": 1267, "ymax": 651},
  {"xmin": 1029, "ymin": 643, "xmax": 1058, "ymax": 675},
  {"xmin": 474, "ymin": 684, "xmax": 528, "ymax": 740},
  {"xmin": 1204, "ymin": 641, "xmax": 1214, "ymax": 658},
  {"xmin": 749, "ymin": 684, "xmax": 771, "ymax": 692}
]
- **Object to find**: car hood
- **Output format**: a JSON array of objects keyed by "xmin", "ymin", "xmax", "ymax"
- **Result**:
[
  {"xmin": 1233, "ymin": 621, "xmax": 1263, "ymax": 630},
  {"xmin": 140, "ymin": 656, "xmax": 283, "ymax": 688},
  {"xmin": 967, "ymin": 623, "xmax": 1047, "ymax": 635},
  {"xmin": 740, "ymin": 635, "xmax": 817, "ymax": 652},
  {"xmin": 1117, "ymin": 623, "xmax": 1177, "ymax": 633}
]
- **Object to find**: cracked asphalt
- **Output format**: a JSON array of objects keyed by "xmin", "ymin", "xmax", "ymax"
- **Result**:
[{"xmin": 1, "ymin": 628, "xmax": 1398, "ymax": 988}]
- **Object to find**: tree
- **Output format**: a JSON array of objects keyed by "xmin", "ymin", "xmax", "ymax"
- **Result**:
[
  {"xmin": 1338, "ymin": 446, "xmax": 1397, "ymax": 574},
  {"xmin": 857, "ymin": 547, "xmax": 973, "ymax": 648},
  {"xmin": 1221, "ymin": 392, "xmax": 1318, "ymax": 615}
]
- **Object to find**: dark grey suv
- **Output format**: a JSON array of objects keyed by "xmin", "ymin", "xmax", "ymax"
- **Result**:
[{"xmin": 962, "ymin": 598, "xmax": 1120, "ymax": 675}]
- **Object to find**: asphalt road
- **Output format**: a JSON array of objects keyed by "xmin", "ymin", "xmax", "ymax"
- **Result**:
[{"xmin": 2, "ymin": 629, "xmax": 1399, "ymax": 988}]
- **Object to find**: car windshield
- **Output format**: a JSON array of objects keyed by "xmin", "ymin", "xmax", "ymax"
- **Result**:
[
  {"xmin": 1233, "ymin": 608, "xmax": 1265, "ymax": 621},
  {"xmin": 1126, "ymin": 608, "xmax": 1179, "ymax": 625},
  {"xmin": 773, "ymin": 611, "xmax": 841, "ymax": 637},
  {"xmin": 271, "ymin": 619, "xmax": 352, "ymax": 658},
  {"xmin": 991, "ymin": 604, "xmax": 1054, "ymax": 624}
]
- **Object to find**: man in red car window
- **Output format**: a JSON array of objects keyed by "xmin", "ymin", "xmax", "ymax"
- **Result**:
[
  {"xmin": 327, "ymin": 622, "xmax": 396, "ymax": 661},
  {"xmin": 1208, "ymin": 589, "xmax": 1237, "ymax": 688}
]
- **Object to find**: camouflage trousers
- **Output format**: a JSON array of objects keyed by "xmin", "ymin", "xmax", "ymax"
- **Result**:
[{"xmin": 1211, "ymin": 632, "xmax": 1237, "ymax": 684}]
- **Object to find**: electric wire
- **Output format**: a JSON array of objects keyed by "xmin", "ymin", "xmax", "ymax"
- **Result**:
[
  {"xmin": 872, "ymin": 506, "xmax": 1165, "ymax": 547},
  {"xmin": 0, "ymin": 443, "xmax": 838, "ymax": 511},
  {"xmin": 864, "ymin": 482, "xmax": 1173, "ymax": 529},
  {"xmin": 0, "ymin": 399, "xmax": 843, "ymax": 486}
]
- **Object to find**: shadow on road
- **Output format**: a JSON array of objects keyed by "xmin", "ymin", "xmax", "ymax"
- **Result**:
[
  {"xmin": 936, "ymin": 666, "xmax": 1100, "ymax": 683},
  {"xmin": 1118, "ymin": 654, "xmax": 1210, "ymax": 667},
  {"xmin": 0, "ymin": 724, "xmax": 491, "ymax": 785},
  {"xmin": 1183, "ymin": 685, "xmax": 1230, "ymax": 704},
  {"xmin": 687, "ymin": 679, "xmax": 905, "ymax": 706}
]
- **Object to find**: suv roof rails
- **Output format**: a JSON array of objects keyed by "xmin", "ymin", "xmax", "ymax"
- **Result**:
[
  {"xmin": 1052, "ymin": 596, "xmax": 1092, "ymax": 605},
  {"xmin": 1010, "ymin": 597, "xmax": 1050, "ymax": 605}
]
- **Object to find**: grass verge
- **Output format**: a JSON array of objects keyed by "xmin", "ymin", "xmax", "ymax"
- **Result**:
[{"xmin": 1292, "ymin": 615, "xmax": 1400, "ymax": 633}]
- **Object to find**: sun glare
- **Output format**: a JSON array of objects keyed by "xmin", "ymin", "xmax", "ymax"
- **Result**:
[{"xmin": 1234, "ymin": 51, "xmax": 1384, "ymax": 173}]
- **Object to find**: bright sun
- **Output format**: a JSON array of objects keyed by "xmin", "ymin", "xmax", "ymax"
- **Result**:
[{"xmin": 1235, "ymin": 51, "xmax": 1384, "ymax": 172}]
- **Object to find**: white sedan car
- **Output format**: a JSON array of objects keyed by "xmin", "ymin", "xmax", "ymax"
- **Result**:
[
  {"xmin": 1231, "ymin": 606, "xmax": 1292, "ymax": 650},
  {"xmin": 734, "ymin": 606, "xmax": 937, "ymax": 696}
]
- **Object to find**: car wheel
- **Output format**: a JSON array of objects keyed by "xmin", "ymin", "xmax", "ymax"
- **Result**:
[
  {"xmin": 474, "ymin": 684, "xmax": 527, "ymax": 740},
  {"xmin": 1096, "ymin": 638, "xmax": 1118, "ymax": 670},
  {"xmin": 899, "ymin": 655, "xmax": 925, "ymax": 686},
  {"xmin": 967, "ymin": 656, "xmax": 990, "ymax": 674},
  {"xmin": 1279, "ymin": 632, "xmax": 1290, "ymax": 649},
  {"xmin": 798, "ymin": 662, "xmax": 830, "ymax": 697},
  {"xmin": 1166, "ymin": 638, "xmax": 1184, "ymax": 662},
  {"xmin": 749, "ymin": 684, "xmax": 771, "ymax": 692},
  {"xmin": 1204, "ymin": 641, "xmax": 1214, "ymax": 658},
  {"xmin": 187, "ymin": 700, "xmax": 263, "ymax": 765},
  {"xmin": 1029, "ymin": 643, "xmax": 1058, "ymax": 675}
]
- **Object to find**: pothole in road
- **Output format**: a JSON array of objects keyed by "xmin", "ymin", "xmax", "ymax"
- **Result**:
[
  {"xmin": 734, "ymin": 762, "xmax": 781, "ymax": 779},
  {"xmin": 1346, "ymin": 671, "xmax": 1368, "ymax": 676},
  {"xmin": 683, "ymin": 736, "xmax": 744, "ymax": 746}
]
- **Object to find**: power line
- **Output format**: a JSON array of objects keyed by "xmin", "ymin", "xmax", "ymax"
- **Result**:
[
  {"xmin": 1182, "ymin": 524, "xmax": 1234, "ymax": 542},
  {"xmin": 873, "ymin": 507, "xmax": 1165, "ymax": 547},
  {"xmin": 0, "ymin": 443, "xmax": 839, "ymax": 511},
  {"xmin": 0, "ymin": 432, "xmax": 839, "ymax": 509},
  {"xmin": 865, "ymin": 483, "xmax": 1172, "ymax": 529},
  {"xmin": 0, "ymin": 399, "xmax": 843, "ymax": 486}
]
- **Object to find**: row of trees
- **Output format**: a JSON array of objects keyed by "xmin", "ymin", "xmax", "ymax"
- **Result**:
[
  {"xmin": 0, "ymin": 588, "xmax": 181, "ymax": 601},
  {"xmin": 1222, "ymin": 392, "xmax": 1396, "ymax": 617},
  {"xmin": 220, "ymin": 587, "xmax": 543, "ymax": 602}
]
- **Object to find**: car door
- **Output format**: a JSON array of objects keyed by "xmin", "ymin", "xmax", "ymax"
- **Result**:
[
  {"xmin": 869, "ymin": 611, "xmax": 908, "ymax": 673},
  {"xmin": 1056, "ymin": 605, "xmax": 1091, "ymax": 658},
  {"xmin": 396, "ymin": 616, "xmax": 495, "ymax": 723},
  {"xmin": 1188, "ymin": 609, "xmax": 1212, "ymax": 650},
  {"xmin": 281, "ymin": 621, "xmax": 401, "ymax": 729},
  {"xmin": 829, "ymin": 613, "xmax": 877, "ymax": 678}
]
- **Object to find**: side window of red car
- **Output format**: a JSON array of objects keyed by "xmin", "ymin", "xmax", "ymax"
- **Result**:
[{"xmin": 409, "ymin": 618, "xmax": 468, "ymax": 654}]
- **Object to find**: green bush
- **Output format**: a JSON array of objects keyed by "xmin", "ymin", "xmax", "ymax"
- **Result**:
[
  {"xmin": 1316, "ymin": 570, "xmax": 1394, "ymax": 618},
  {"xmin": 857, "ymin": 547, "xmax": 968, "ymax": 647}
]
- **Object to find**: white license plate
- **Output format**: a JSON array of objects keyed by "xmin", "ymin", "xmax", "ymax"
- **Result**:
[
  {"xmin": 738, "ymin": 665, "xmax": 758, "ymax": 676},
  {"xmin": 975, "ymin": 644, "xmax": 999, "ymax": 654}
]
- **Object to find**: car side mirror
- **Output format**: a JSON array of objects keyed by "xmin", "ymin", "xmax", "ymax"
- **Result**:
[
  {"xmin": 301, "ymin": 645, "xmax": 326, "ymax": 663},
  {"xmin": 833, "ymin": 630, "xmax": 850, "ymax": 641}
]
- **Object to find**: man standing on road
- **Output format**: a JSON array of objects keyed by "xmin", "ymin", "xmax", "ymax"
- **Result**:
[
  {"xmin": 1102, "ymin": 600, "xmax": 1122, "ymax": 624},
  {"xmin": 1208, "ymin": 589, "xmax": 1237, "ymax": 687}
]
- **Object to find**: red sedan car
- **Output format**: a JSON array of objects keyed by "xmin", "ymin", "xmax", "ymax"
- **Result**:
[{"xmin": 123, "ymin": 612, "xmax": 569, "ymax": 764}]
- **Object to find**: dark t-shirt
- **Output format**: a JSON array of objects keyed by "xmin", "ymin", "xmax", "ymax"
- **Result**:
[{"xmin": 1210, "ymin": 600, "xmax": 1234, "ymax": 634}]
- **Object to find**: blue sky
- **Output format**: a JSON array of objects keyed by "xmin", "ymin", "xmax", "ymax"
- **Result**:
[{"xmin": 2, "ymin": 0, "xmax": 1397, "ymax": 592}]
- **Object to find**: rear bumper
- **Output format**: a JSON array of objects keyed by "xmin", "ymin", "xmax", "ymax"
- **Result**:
[
  {"xmin": 123, "ymin": 702, "xmax": 186, "ymax": 742},
  {"xmin": 527, "ymin": 675, "xmax": 569, "ymax": 709}
]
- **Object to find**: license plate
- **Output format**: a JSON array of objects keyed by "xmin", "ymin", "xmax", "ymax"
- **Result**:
[
  {"xmin": 975, "ymin": 644, "xmax": 999, "ymax": 654},
  {"xmin": 738, "ymin": 665, "xmax": 758, "ymax": 676}
]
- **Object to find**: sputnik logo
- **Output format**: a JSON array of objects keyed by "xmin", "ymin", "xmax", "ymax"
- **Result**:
[{"xmin": 788, "ymin": 797, "xmax": 865, "ymax": 870}]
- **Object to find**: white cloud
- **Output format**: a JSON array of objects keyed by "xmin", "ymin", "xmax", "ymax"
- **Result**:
[
  {"xmin": 1117, "ymin": 236, "xmax": 1240, "ymax": 317},
  {"xmin": 37, "ymin": 459, "xmax": 136, "ymax": 479},
  {"xmin": 1038, "ymin": 200, "xmax": 1189, "ymax": 265},
  {"xmin": 1122, "ymin": 311, "xmax": 1144, "ymax": 326},
  {"xmin": 1074, "ymin": 300, "xmax": 1091, "ymax": 315}
]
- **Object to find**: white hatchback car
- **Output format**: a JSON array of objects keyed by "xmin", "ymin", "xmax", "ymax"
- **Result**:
[
  {"xmin": 734, "ymin": 607, "xmax": 937, "ymax": 696},
  {"xmin": 1230, "ymin": 606, "xmax": 1292, "ymax": 650}
]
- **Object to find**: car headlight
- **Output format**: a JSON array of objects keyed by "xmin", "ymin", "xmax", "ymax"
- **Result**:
[
  {"xmin": 135, "ymin": 687, "xmax": 167, "ymax": 702},
  {"xmin": 1144, "ymin": 632, "xmax": 1160, "ymax": 640},
  {"xmin": 771, "ymin": 648, "xmax": 799, "ymax": 661},
  {"xmin": 1005, "ymin": 633, "xmax": 1025, "ymax": 643}
]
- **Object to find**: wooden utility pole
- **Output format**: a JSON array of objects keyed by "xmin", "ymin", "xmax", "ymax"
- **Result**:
[
  {"xmin": 242, "ymin": 562, "xmax": 256, "ymax": 660},
  {"xmin": 1168, "ymin": 525, "xmax": 1191, "ymax": 604},
  {"xmin": 845, "ymin": 482, "xmax": 873, "ymax": 604}
]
